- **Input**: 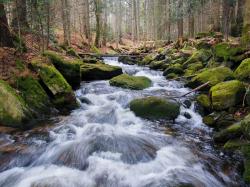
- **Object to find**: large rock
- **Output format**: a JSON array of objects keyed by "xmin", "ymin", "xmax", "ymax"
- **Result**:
[
  {"xmin": 110, "ymin": 74, "xmax": 152, "ymax": 90},
  {"xmin": 186, "ymin": 67, "xmax": 234, "ymax": 90},
  {"xmin": 183, "ymin": 49, "xmax": 212, "ymax": 68},
  {"xmin": 163, "ymin": 63, "xmax": 184, "ymax": 76},
  {"xmin": 210, "ymin": 80, "xmax": 245, "ymax": 110},
  {"xmin": 149, "ymin": 60, "xmax": 168, "ymax": 70},
  {"xmin": 31, "ymin": 58, "xmax": 78, "ymax": 113},
  {"xmin": 196, "ymin": 94, "xmax": 211, "ymax": 110},
  {"xmin": 0, "ymin": 80, "xmax": 29, "ymax": 127},
  {"xmin": 234, "ymin": 58, "xmax": 250, "ymax": 82},
  {"xmin": 214, "ymin": 42, "xmax": 245, "ymax": 62},
  {"xmin": 241, "ymin": 114, "xmax": 250, "ymax": 139},
  {"xmin": 81, "ymin": 62, "xmax": 122, "ymax": 81},
  {"xmin": 214, "ymin": 123, "xmax": 242, "ymax": 143},
  {"xmin": 44, "ymin": 50, "xmax": 81, "ymax": 88},
  {"xmin": 15, "ymin": 76, "xmax": 51, "ymax": 115},
  {"xmin": 129, "ymin": 97, "xmax": 180, "ymax": 120}
]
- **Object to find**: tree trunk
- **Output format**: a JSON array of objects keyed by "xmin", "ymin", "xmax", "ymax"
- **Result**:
[
  {"xmin": 188, "ymin": 13, "xmax": 195, "ymax": 38},
  {"xmin": 242, "ymin": 0, "xmax": 250, "ymax": 46},
  {"xmin": 222, "ymin": 0, "xmax": 231, "ymax": 40},
  {"xmin": 83, "ymin": 0, "xmax": 91, "ymax": 44},
  {"xmin": 0, "ymin": 3, "xmax": 13, "ymax": 47},
  {"xmin": 12, "ymin": 0, "xmax": 29, "ymax": 33},
  {"xmin": 61, "ymin": 0, "xmax": 71, "ymax": 46},
  {"xmin": 234, "ymin": 0, "xmax": 245, "ymax": 36},
  {"xmin": 177, "ymin": 0, "xmax": 183, "ymax": 39},
  {"xmin": 94, "ymin": 0, "xmax": 102, "ymax": 47}
]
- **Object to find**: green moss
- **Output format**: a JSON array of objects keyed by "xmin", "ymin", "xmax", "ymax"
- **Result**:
[
  {"xmin": 214, "ymin": 123, "xmax": 242, "ymax": 143},
  {"xmin": 149, "ymin": 60, "xmax": 167, "ymax": 70},
  {"xmin": 187, "ymin": 67, "xmax": 234, "ymax": 90},
  {"xmin": 210, "ymin": 80, "xmax": 245, "ymax": 110},
  {"xmin": 240, "ymin": 114, "xmax": 250, "ymax": 139},
  {"xmin": 241, "ymin": 24, "xmax": 250, "ymax": 47},
  {"xmin": 234, "ymin": 58, "xmax": 250, "ymax": 82},
  {"xmin": 0, "ymin": 80, "xmax": 29, "ymax": 127},
  {"xmin": 214, "ymin": 43, "xmax": 245, "ymax": 61},
  {"xmin": 197, "ymin": 94, "xmax": 211, "ymax": 109},
  {"xmin": 31, "ymin": 58, "xmax": 78, "ymax": 112},
  {"xmin": 241, "ymin": 145, "xmax": 250, "ymax": 183},
  {"xmin": 15, "ymin": 59, "xmax": 25, "ymax": 71},
  {"xmin": 163, "ymin": 63, "xmax": 184, "ymax": 76},
  {"xmin": 130, "ymin": 96, "xmax": 180, "ymax": 120},
  {"xmin": 91, "ymin": 46, "xmax": 101, "ymax": 54},
  {"xmin": 43, "ymin": 50, "xmax": 81, "ymax": 88},
  {"xmin": 15, "ymin": 76, "xmax": 51, "ymax": 114},
  {"xmin": 203, "ymin": 116, "xmax": 215, "ymax": 126},
  {"xmin": 165, "ymin": 73, "xmax": 178, "ymax": 79},
  {"xmin": 141, "ymin": 54, "xmax": 154, "ymax": 65},
  {"xmin": 66, "ymin": 47, "xmax": 80, "ymax": 58},
  {"xmin": 183, "ymin": 49, "xmax": 212, "ymax": 68},
  {"xmin": 81, "ymin": 62, "xmax": 122, "ymax": 81},
  {"xmin": 184, "ymin": 62, "xmax": 203, "ymax": 76},
  {"xmin": 110, "ymin": 74, "xmax": 152, "ymax": 90},
  {"xmin": 223, "ymin": 139, "xmax": 248, "ymax": 150}
]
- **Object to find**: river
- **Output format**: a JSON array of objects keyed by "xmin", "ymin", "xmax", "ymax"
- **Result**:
[{"xmin": 0, "ymin": 57, "xmax": 244, "ymax": 187}]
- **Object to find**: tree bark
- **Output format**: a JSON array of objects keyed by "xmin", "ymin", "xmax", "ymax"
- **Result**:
[
  {"xmin": 242, "ymin": 0, "xmax": 250, "ymax": 46},
  {"xmin": 83, "ymin": 0, "xmax": 91, "ymax": 44},
  {"xmin": 0, "ymin": 3, "xmax": 14, "ymax": 47},
  {"xmin": 12, "ymin": 0, "xmax": 29, "ymax": 33},
  {"xmin": 94, "ymin": 0, "xmax": 102, "ymax": 47},
  {"xmin": 61, "ymin": 0, "xmax": 71, "ymax": 46}
]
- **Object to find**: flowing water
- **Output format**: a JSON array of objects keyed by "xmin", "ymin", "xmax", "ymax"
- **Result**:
[{"xmin": 0, "ymin": 57, "xmax": 244, "ymax": 187}]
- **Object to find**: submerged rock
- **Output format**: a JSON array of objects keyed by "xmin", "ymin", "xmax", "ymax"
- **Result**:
[
  {"xmin": 129, "ymin": 97, "xmax": 180, "ymax": 120},
  {"xmin": 110, "ymin": 74, "xmax": 152, "ymax": 90},
  {"xmin": 186, "ymin": 67, "xmax": 234, "ymax": 90},
  {"xmin": 0, "ymin": 80, "xmax": 29, "ymax": 128},
  {"xmin": 31, "ymin": 58, "xmax": 78, "ymax": 113},
  {"xmin": 81, "ymin": 62, "xmax": 122, "ymax": 81},
  {"xmin": 44, "ymin": 50, "xmax": 81, "ymax": 88},
  {"xmin": 210, "ymin": 80, "xmax": 245, "ymax": 110},
  {"xmin": 234, "ymin": 58, "xmax": 250, "ymax": 82}
]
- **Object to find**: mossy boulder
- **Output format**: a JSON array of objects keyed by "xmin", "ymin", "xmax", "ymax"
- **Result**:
[
  {"xmin": 214, "ymin": 43, "xmax": 245, "ymax": 62},
  {"xmin": 183, "ymin": 49, "xmax": 212, "ymax": 68},
  {"xmin": 165, "ymin": 73, "xmax": 178, "ymax": 79},
  {"xmin": 118, "ymin": 56, "xmax": 136, "ymax": 65},
  {"xmin": 129, "ymin": 97, "xmax": 180, "ymax": 120},
  {"xmin": 163, "ymin": 63, "xmax": 184, "ymax": 76},
  {"xmin": 210, "ymin": 80, "xmax": 245, "ymax": 110},
  {"xmin": 234, "ymin": 58, "xmax": 250, "ymax": 82},
  {"xmin": 81, "ymin": 62, "xmax": 122, "ymax": 81},
  {"xmin": 110, "ymin": 74, "xmax": 152, "ymax": 90},
  {"xmin": 203, "ymin": 111, "xmax": 236, "ymax": 127},
  {"xmin": 214, "ymin": 123, "xmax": 242, "ymax": 143},
  {"xmin": 31, "ymin": 58, "xmax": 78, "ymax": 112},
  {"xmin": 184, "ymin": 62, "xmax": 203, "ymax": 76},
  {"xmin": 43, "ymin": 50, "xmax": 81, "ymax": 88},
  {"xmin": 149, "ymin": 60, "xmax": 168, "ymax": 70},
  {"xmin": 241, "ymin": 145, "xmax": 250, "ymax": 183},
  {"xmin": 240, "ymin": 114, "xmax": 250, "ymax": 139},
  {"xmin": 15, "ymin": 76, "xmax": 51, "ymax": 115},
  {"xmin": 241, "ymin": 24, "xmax": 250, "ymax": 47},
  {"xmin": 0, "ymin": 80, "xmax": 29, "ymax": 127},
  {"xmin": 141, "ymin": 54, "xmax": 155, "ymax": 65},
  {"xmin": 186, "ymin": 67, "xmax": 234, "ymax": 90},
  {"xmin": 196, "ymin": 94, "xmax": 211, "ymax": 110}
]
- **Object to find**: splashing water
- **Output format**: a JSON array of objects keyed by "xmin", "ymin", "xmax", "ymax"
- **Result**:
[{"xmin": 0, "ymin": 57, "xmax": 243, "ymax": 187}]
